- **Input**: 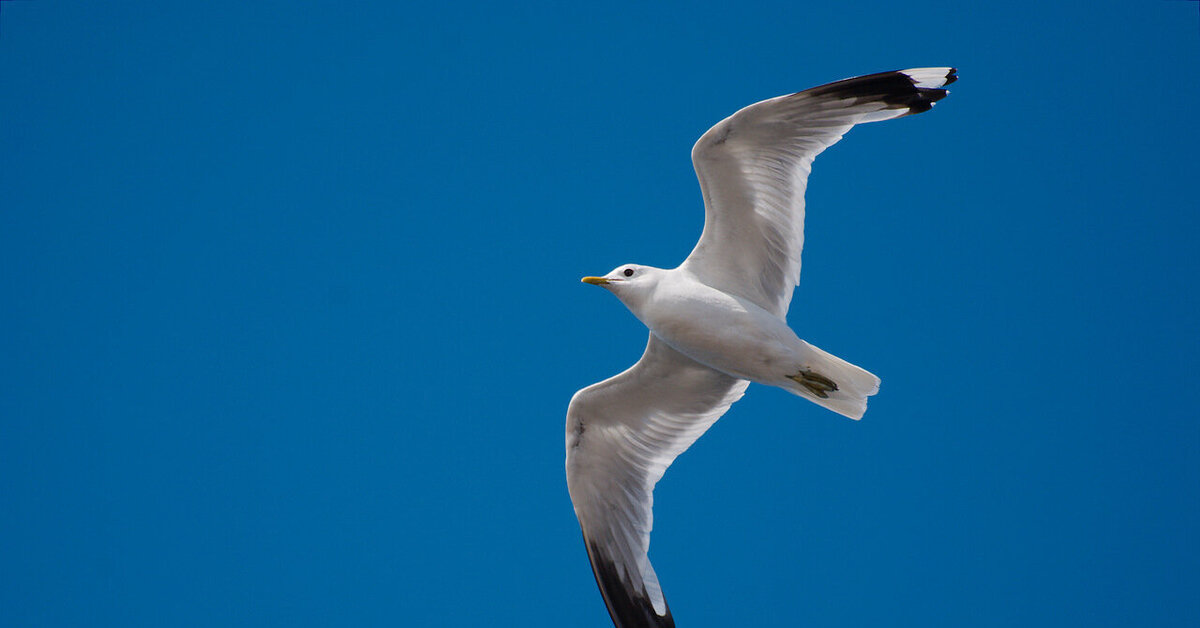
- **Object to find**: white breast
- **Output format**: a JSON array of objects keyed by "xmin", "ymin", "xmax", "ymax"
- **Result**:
[{"xmin": 632, "ymin": 272, "xmax": 804, "ymax": 383}]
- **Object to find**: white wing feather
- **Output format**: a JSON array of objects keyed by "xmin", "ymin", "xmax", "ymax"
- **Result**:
[
  {"xmin": 566, "ymin": 335, "xmax": 748, "ymax": 627},
  {"xmin": 683, "ymin": 68, "xmax": 956, "ymax": 317}
]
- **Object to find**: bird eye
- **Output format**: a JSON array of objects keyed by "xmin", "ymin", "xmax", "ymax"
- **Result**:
[{"xmin": 623, "ymin": 268, "xmax": 635, "ymax": 277}]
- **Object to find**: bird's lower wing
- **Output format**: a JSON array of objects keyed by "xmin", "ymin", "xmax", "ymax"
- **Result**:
[
  {"xmin": 684, "ymin": 68, "xmax": 957, "ymax": 317},
  {"xmin": 566, "ymin": 334, "xmax": 750, "ymax": 628}
]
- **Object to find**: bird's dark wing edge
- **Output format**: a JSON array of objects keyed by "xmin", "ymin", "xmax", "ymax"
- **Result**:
[{"xmin": 584, "ymin": 537, "xmax": 675, "ymax": 628}]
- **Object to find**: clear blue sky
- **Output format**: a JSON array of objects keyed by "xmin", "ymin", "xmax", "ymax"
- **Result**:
[{"xmin": 2, "ymin": 2, "xmax": 1197, "ymax": 627}]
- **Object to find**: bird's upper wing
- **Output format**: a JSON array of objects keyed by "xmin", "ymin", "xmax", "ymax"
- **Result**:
[
  {"xmin": 566, "ymin": 334, "xmax": 750, "ymax": 628},
  {"xmin": 682, "ymin": 68, "xmax": 957, "ymax": 318}
]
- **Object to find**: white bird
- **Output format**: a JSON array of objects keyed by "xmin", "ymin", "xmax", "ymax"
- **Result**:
[{"xmin": 565, "ymin": 68, "xmax": 956, "ymax": 628}]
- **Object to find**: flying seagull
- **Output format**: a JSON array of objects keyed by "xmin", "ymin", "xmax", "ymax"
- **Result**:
[{"xmin": 565, "ymin": 67, "xmax": 956, "ymax": 627}]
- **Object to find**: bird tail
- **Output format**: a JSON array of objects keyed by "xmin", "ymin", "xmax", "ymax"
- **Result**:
[{"xmin": 785, "ymin": 342, "xmax": 881, "ymax": 420}]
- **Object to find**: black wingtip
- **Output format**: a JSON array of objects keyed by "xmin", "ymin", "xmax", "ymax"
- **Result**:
[
  {"xmin": 918, "ymin": 87, "xmax": 950, "ymax": 109},
  {"xmin": 584, "ymin": 539, "xmax": 675, "ymax": 628},
  {"xmin": 803, "ymin": 69, "xmax": 954, "ymax": 117}
]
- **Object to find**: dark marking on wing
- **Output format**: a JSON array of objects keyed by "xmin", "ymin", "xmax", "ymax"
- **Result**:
[
  {"xmin": 584, "ymin": 537, "xmax": 675, "ymax": 628},
  {"xmin": 804, "ymin": 67, "xmax": 956, "ymax": 115}
]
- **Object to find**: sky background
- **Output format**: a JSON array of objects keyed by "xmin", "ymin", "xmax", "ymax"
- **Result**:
[{"xmin": 2, "ymin": 2, "xmax": 1198, "ymax": 627}]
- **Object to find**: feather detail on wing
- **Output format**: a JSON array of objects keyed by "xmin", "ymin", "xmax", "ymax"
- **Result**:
[
  {"xmin": 683, "ymin": 67, "xmax": 957, "ymax": 317},
  {"xmin": 566, "ymin": 335, "xmax": 749, "ymax": 628}
]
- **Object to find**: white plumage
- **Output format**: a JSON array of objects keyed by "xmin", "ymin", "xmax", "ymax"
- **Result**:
[{"xmin": 566, "ymin": 67, "xmax": 957, "ymax": 628}]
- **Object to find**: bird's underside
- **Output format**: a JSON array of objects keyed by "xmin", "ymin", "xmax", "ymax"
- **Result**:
[{"xmin": 566, "ymin": 67, "xmax": 956, "ymax": 628}]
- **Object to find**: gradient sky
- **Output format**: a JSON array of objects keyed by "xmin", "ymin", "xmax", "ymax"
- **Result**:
[{"xmin": 2, "ymin": 2, "xmax": 1198, "ymax": 627}]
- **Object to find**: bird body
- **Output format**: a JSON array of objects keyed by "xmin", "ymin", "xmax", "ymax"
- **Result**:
[
  {"xmin": 640, "ymin": 268, "xmax": 805, "ymax": 384},
  {"xmin": 566, "ymin": 67, "xmax": 956, "ymax": 628},
  {"xmin": 587, "ymin": 264, "xmax": 878, "ymax": 417}
]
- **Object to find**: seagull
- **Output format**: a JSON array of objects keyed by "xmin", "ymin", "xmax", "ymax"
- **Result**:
[{"xmin": 565, "ymin": 68, "xmax": 956, "ymax": 628}]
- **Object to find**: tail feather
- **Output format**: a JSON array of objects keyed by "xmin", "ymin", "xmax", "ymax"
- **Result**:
[{"xmin": 789, "ymin": 342, "xmax": 881, "ymax": 420}]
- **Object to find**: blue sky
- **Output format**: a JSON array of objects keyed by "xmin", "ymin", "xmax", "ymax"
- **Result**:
[{"xmin": 2, "ymin": 2, "xmax": 1197, "ymax": 627}]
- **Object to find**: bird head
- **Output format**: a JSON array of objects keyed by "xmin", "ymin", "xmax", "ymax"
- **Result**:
[{"xmin": 581, "ymin": 264, "xmax": 663, "ymax": 308}]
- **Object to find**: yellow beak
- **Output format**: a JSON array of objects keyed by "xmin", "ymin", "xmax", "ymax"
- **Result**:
[{"xmin": 581, "ymin": 276, "xmax": 610, "ymax": 285}]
